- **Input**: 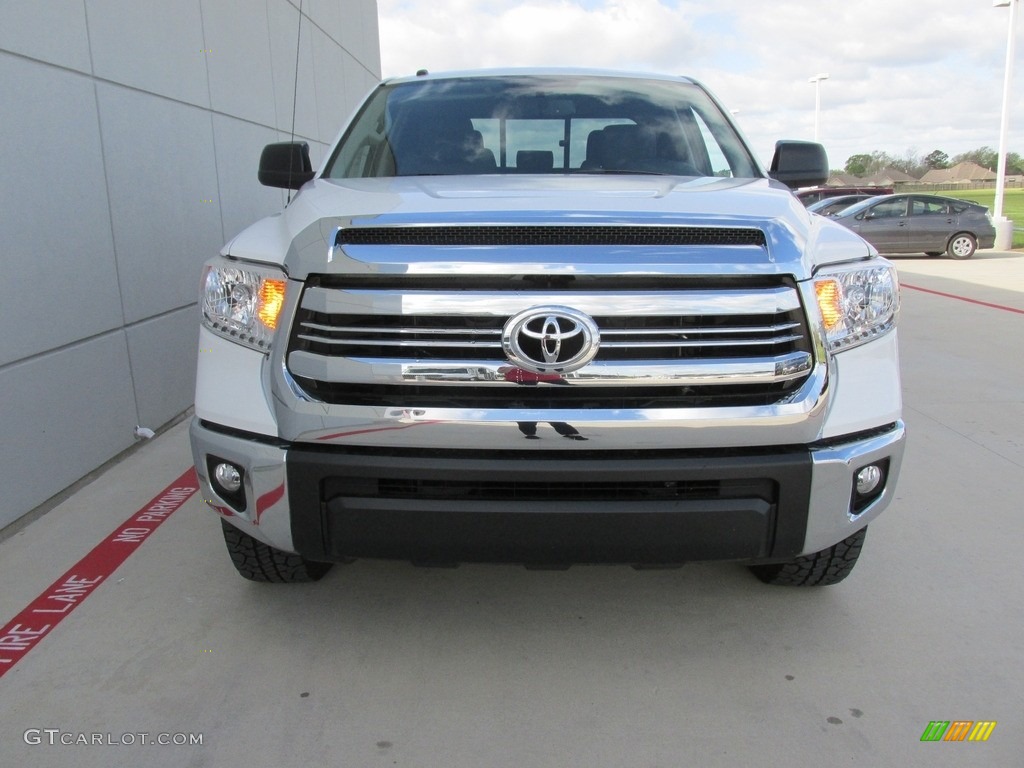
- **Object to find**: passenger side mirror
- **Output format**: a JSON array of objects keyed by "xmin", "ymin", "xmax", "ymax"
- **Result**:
[
  {"xmin": 258, "ymin": 142, "xmax": 315, "ymax": 189},
  {"xmin": 768, "ymin": 140, "xmax": 829, "ymax": 189}
]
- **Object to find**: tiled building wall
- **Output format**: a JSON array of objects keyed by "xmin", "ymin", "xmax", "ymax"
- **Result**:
[{"xmin": 0, "ymin": 0, "xmax": 381, "ymax": 528}]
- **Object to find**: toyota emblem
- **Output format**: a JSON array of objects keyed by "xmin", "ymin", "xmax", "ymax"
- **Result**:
[{"xmin": 502, "ymin": 306, "xmax": 600, "ymax": 374}]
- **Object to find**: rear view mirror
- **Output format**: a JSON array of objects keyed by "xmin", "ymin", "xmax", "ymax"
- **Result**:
[
  {"xmin": 768, "ymin": 141, "xmax": 828, "ymax": 189},
  {"xmin": 258, "ymin": 142, "xmax": 315, "ymax": 189}
]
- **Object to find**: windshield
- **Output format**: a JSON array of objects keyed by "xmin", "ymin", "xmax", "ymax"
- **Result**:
[{"xmin": 323, "ymin": 74, "xmax": 761, "ymax": 180}]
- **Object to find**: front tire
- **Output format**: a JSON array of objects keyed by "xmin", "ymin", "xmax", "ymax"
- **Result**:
[
  {"xmin": 748, "ymin": 526, "xmax": 867, "ymax": 586},
  {"xmin": 221, "ymin": 519, "xmax": 332, "ymax": 582},
  {"xmin": 947, "ymin": 233, "xmax": 977, "ymax": 260}
]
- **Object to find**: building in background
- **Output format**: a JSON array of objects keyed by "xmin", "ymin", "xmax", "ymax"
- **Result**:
[
  {"xmin": 0, "ymin": 1, "xmax": 381, "ymax": 530},
  {"xmin": 919, "ymin": 161, "xmax": 999, "ymax": 185}
]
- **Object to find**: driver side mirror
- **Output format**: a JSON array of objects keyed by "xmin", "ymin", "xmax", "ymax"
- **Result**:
[
  {"xmin": 258, "ymin": 142, "xmax": 315, "ymax": 190},
  {"xmin": 768, "ymin": 140, "xmax": 829, "ymax": 189}
]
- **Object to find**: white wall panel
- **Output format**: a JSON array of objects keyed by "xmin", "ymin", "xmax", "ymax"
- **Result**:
[
  {"xmin": 212, "ymin": 115, "xmax": 287, "ymax": 241},
  {"xmin": 0, "ymin": 54, "xmax": 123, "ymax": 368},
  {"xmin": 312, "ymin": 26, "xmax": 349, "ymax": 144},
  {"xmin": 359, "ymin": 0, "xmax": 382, "ymax": 74},
  {"xmin": 0, "ymin": 1, "xmax": 91, "ymax": 72},
  {"xmin": 268, "ymin": 0, "xmax": 320, "ymax": 139},
  {"xmin": 0, "ymin": 335, "xmax": 138, "ymax": 529},
  {"xmin": 125, "ymin": 308, "xmax": 199, "ymax": 429},
  {"xmin": 335, "ymin": 0, "xmax": 363, "ymax": 62},
  {"xmin": 97, "ymin": 83, "xmax": 223, "ymax": 324},
  {"xmin": 307, "ymin": 0, "xmax": 344, "ymax": 44},
  {"xmin": 0, "ymin": 0, "xmax": 380, "ymax": 529},
  {"xmin": 200, "ymin": 0, "xmax": 277, "ymax": 127},
  {"xmin": 86, "ymin": 0, "xmax": 210, "ymax": 109}
]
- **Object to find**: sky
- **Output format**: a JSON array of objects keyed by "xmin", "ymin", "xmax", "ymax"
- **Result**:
[{"xmin": 376, "ymin": 0, "xmax": 1024, "ymax": 170}]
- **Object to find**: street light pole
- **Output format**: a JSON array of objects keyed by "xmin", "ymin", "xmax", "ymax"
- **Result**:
[
  {"xmin": 994, "ymin": 0, "xmax": 1019, "ymax": 249},
  {"xmin": 809, "ymin": 73, "xmax": 829, "ymax": 142}
]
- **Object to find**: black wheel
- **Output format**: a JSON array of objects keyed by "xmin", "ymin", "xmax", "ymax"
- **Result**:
[
  {"xmin": 220, "ymin": 519, "xmax": 332, "ymax": 582},
  {"xmin": 748, "ymin": 526, "xmax": 867, "ymax": 586},
  {"xmin": 924, "ymin": 251, "xmax": 942, "ymax": 257},
  {"xmin": 947, "ymin": 233, "xmax": 977, "ymax": 260}
]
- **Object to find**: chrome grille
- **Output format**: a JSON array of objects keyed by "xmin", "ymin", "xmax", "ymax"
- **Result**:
[
  {"xmin": 293, "ymin": 313, "xmax": 804, "ymax": 360},
  {"xmin": 285, "ymin": 274, "xmax": 814, "ymax": 409}
]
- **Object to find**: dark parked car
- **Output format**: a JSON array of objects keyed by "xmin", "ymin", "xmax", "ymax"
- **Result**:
[
  {"xmin": 831, "ymin": 194, "xmax": 997, "ymax": 259},
  {"xmin": 806, "ymin": 194, "xmax": 874, "ymax": 216},
  {"xmin": 796, "ymin": 186, "xmax": 892, "ymax": 206}
]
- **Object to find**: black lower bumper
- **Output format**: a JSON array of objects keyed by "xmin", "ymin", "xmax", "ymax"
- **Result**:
[{"xmin": 287, "ymin": 447, "xmax": 812, "ymax": 565}]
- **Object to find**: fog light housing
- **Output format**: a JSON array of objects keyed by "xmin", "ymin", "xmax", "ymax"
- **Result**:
[
  {"xmin": 214, "ymin": 462, "xmax": 242, "ymax": 493},
  {"xmin": 207, "ymin": 457, "xmax": 247, "ymax": 512},
  {"xmin": 851, "ymin": 460, "xmax": 889, "ymax": 515},
  {"xmin": 856, "ymin": 465, "xmax": 882, "ymax": 495}
]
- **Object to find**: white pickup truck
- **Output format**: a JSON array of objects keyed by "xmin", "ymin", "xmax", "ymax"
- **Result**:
[{"xmin": 190, "ymin": 68, "xmax": 904, "ymax": 585}]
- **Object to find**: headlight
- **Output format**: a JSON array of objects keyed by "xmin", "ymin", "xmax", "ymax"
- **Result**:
[
  {"xmin": 201, "ymin": 261, "xmax": 287, "ymax": 351},
  {"xmin": 813, "ymin": 261, "xmax": 899, "ymax": 352}
]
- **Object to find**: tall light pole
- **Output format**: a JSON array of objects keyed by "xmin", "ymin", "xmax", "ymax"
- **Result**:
[
  {"xmin": 994, "ymin": 0, "xmax": 1019, "ymax": 249},
  {"xmin": 809, "ymin": 73, "xmax": 829, "ymax": 142}
]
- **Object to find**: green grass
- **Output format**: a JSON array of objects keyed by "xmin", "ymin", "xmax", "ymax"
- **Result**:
[{"xmin": 939, "ymin": 188, "xmax": 1024, "ymax": 248}]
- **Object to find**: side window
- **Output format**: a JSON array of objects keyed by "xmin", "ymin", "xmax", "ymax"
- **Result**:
[
  {"xmin": 868, "ymin": 199, "xmax": 907, "ymax": 219},
  {"xmin": 912, "ymin": 198, "xmax": 948, "ymax": 216},
  {"xmin": 340, "ymin": 144, "xmax": 372, "ymax": 177},
  {"xmin": 693, "ymin": 112, "xmax": 732, "ymax": 177},
  {"xmin": 331, "ymin": 112, "xmax": 389, "ymax": 177}
]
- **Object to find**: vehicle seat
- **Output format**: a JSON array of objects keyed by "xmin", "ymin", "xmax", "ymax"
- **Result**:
[
  {"xmin": 601, "ymin": 124, "xmax": 653, "ymax": 171},
  {"xmin": 580, "ymin": 129, "xmax": 607, "ymax": 169},
  {"xmin": 393, "ymin": 113, "xmax": 495, "ymax": 175},
  {"xmin": 517, "ymin": 150, "xmax": 554, "ymax": 173},
  {"xmin": 465, "ymin": 130, "xmax": 497, "ymax": 172}
]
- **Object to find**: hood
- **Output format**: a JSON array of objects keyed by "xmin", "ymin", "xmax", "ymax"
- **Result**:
[{"xmin": 224, "ymin": 175, "xmax": 873, "ymax": 280}]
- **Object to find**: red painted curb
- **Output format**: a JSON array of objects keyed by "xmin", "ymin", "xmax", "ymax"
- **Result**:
[
  {"xmin": 0, "ymin": 468, "xmax": 198, "ymax": 679},
  {"xmin": 902, "ymin": 283, "xmax": 1024, "ymax": 316}
]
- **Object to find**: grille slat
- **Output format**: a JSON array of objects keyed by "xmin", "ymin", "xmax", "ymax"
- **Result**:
[
  {"xmin": 600, "ymin": 335, "xmax": 802, "ymax": 349},
  {"xmin": 300, "ymin": 322, "xmax": 503, "ymax": 336},
  {"xmin": 297, "ymin": 335, "xmax": 505, "ymax": 349},
  {"xmin": 600, "ymin": 322, "xmax": 801, "ymax": 337}
]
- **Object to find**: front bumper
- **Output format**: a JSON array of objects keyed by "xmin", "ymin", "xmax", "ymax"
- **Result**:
[{"xmin": 190, "ymin": 417, "xmax": 905, "ymax": 565}]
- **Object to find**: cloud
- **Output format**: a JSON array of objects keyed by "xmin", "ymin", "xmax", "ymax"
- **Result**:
[
  {"xmin": 378, "ymin": 0, "xmax": 1024, "ymax": 166},
  {"xmin": 379, "ymin": 0, "xmax": 702, "ymax": 73}
]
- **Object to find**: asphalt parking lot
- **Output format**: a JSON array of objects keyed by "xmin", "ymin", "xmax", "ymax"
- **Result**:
[{"xmin": 1, "ymin": 250, "xmax": 1022, "ymax": 767}]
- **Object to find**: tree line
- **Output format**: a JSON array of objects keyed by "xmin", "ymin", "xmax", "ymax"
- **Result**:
[{"xmin": 842, "ymin": 147, "xmax": 1024, "ymax": 178}]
